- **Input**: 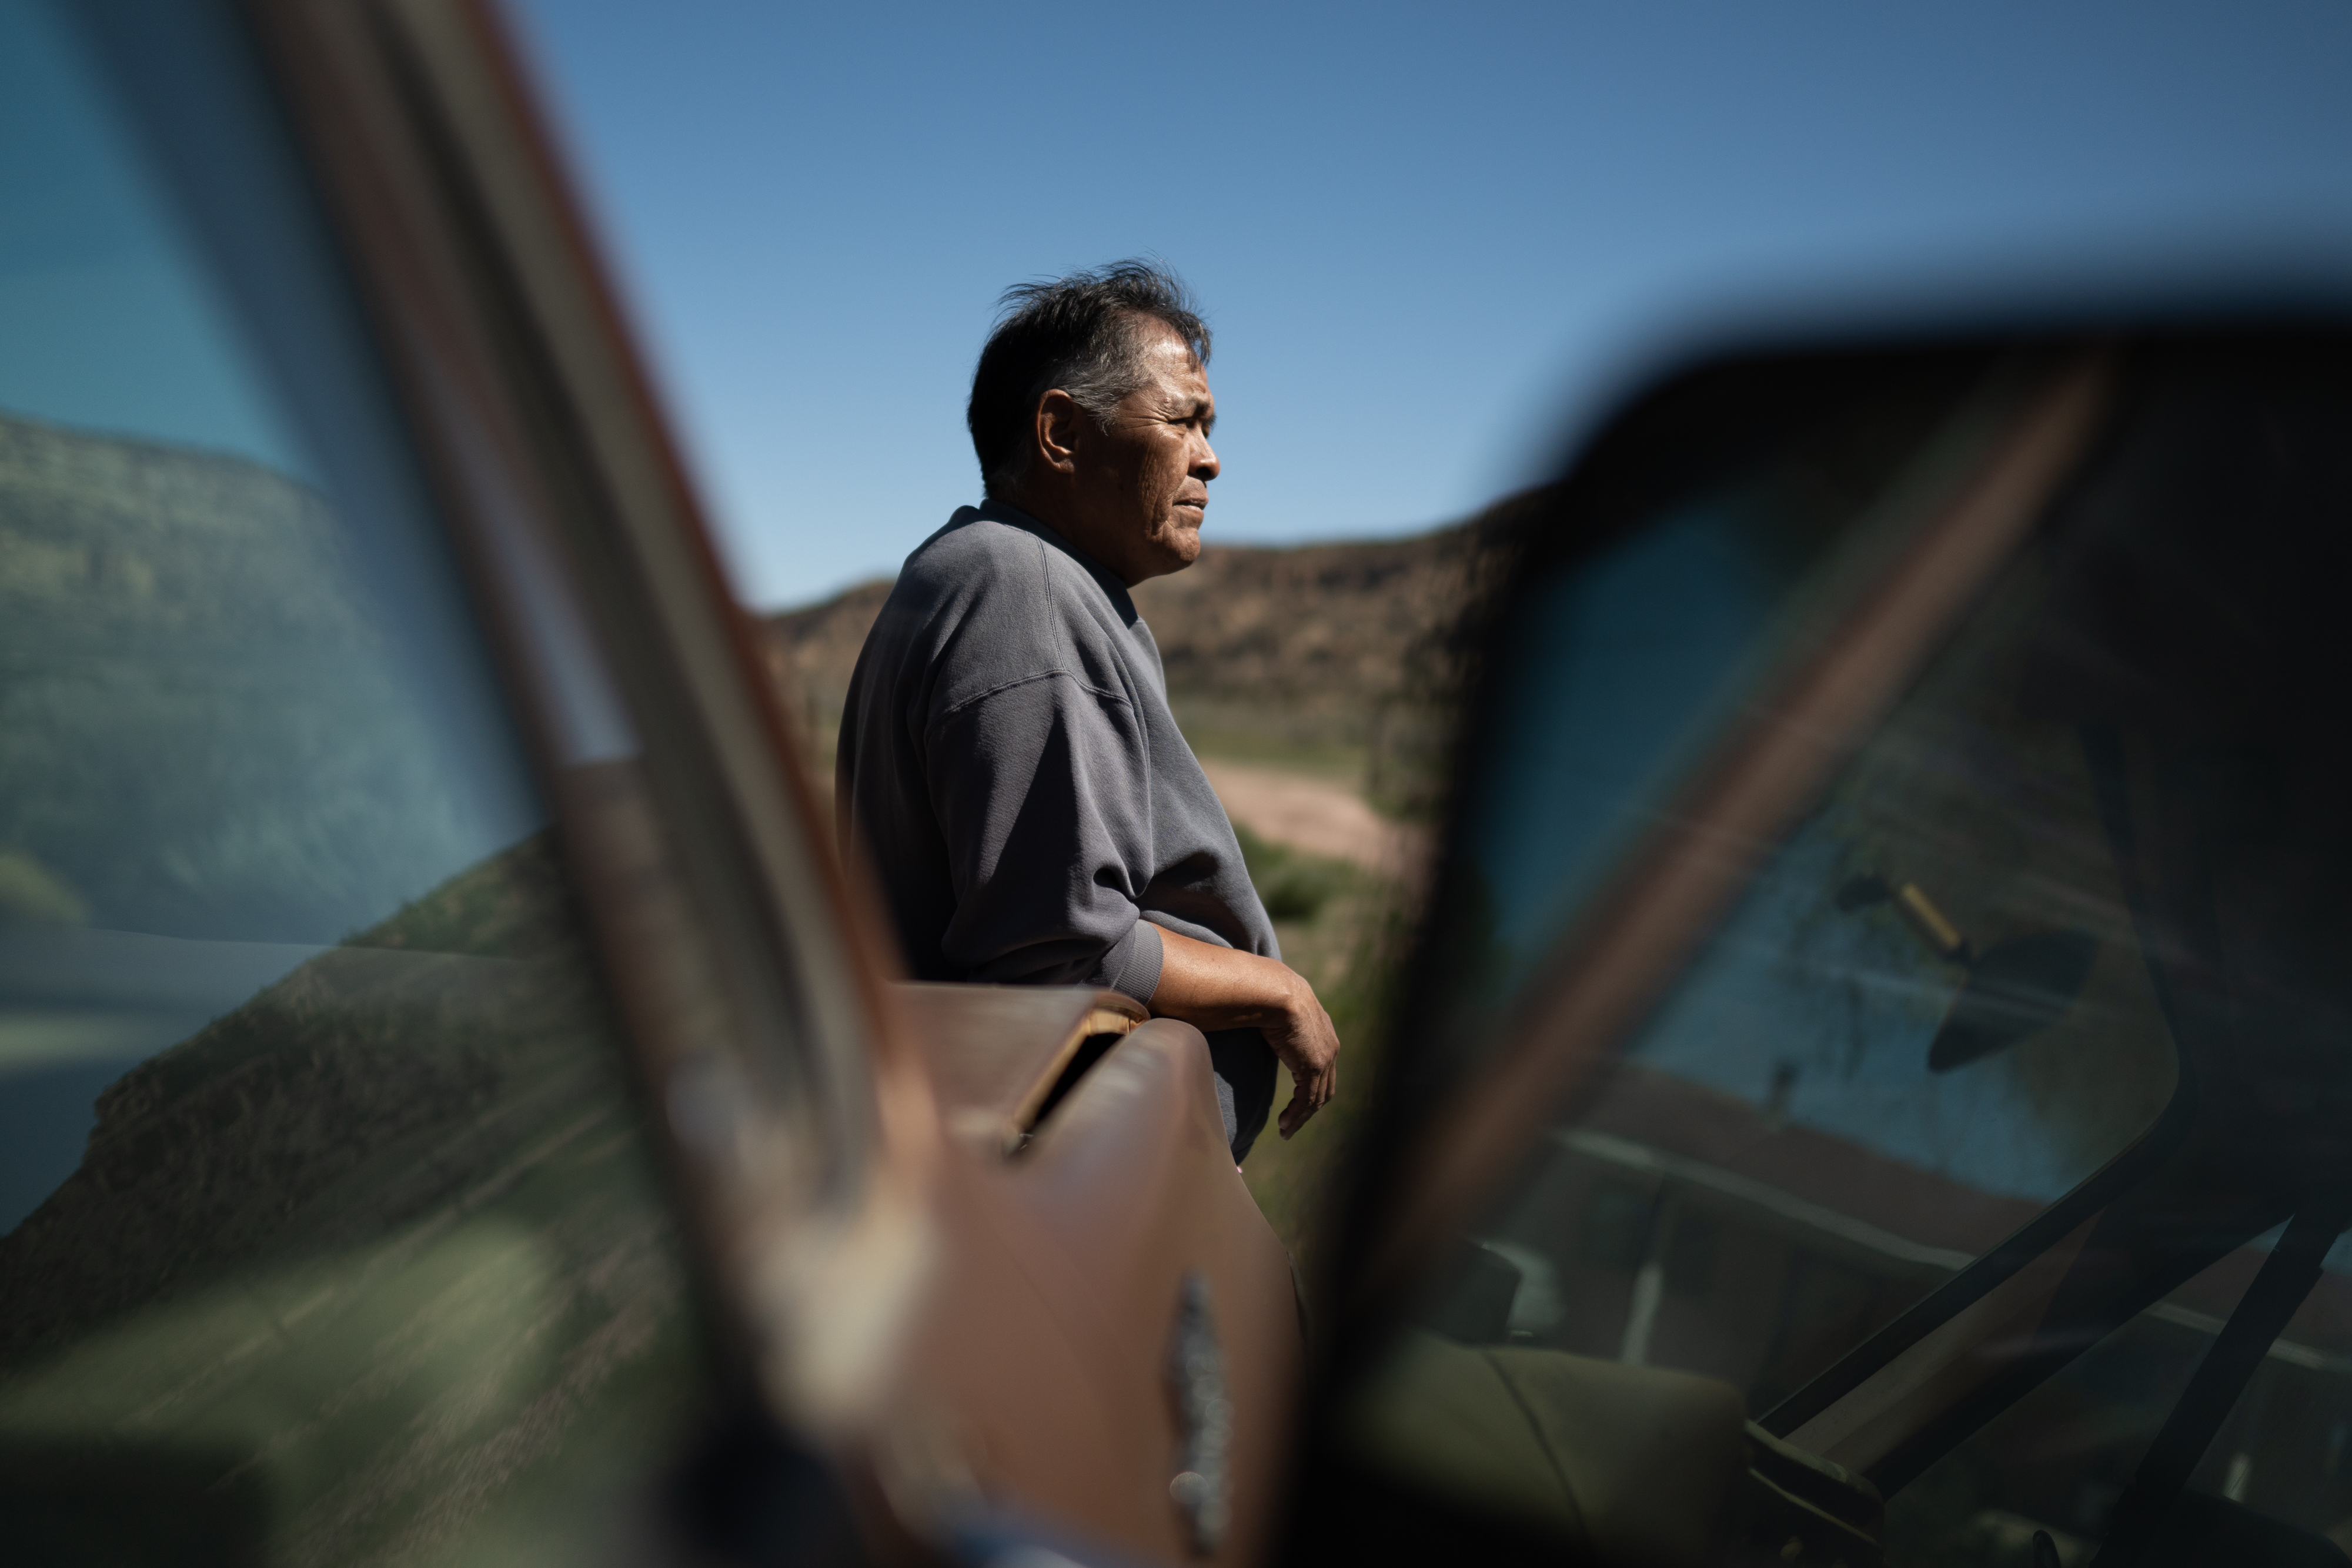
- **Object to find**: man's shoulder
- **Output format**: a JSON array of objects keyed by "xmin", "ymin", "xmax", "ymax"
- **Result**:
[
  {"xmin": 896, "ymin": 509, "xmax": 1057, "ymax": 603},
  {"xmin": 866, "ymin": 508, "xmax": 1128, "ymax": 704},
  {"xmin": 893, "ymin": 507, "xmax": 1125, "ymax": 638}
]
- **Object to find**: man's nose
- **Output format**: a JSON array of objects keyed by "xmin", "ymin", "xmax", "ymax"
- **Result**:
[{"xmin": 1195, "ymin": 434, "xmax": 1220, "ymax": 480}]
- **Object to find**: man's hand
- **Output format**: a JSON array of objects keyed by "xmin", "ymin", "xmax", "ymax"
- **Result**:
[
  {"xmin": 1264, "ymin": 988, "xmax": 1342, "ymax": 1140},
  {"xmin": 1147, "ymin": 925, "xmax": 1342, "ymax": 1140}
]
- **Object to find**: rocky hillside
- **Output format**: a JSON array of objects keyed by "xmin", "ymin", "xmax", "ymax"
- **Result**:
[
  {"xmin": 759, "ymin": 576, "xmax": 897, "ymax": 745},
  {"xmin": 0, "ymin": 409, "xmax": 491, "ymax": 943},
  {"xmin": 1131, "ymin": 529, "xmax": 1484, "ymax": 720},
  {"xmin": 0, "ymin": 830, "xmax": 700, "ymax": 1560},
  {"xmin": 760, "ymin": 490, "xmax": 1545, "ymax": 804}
]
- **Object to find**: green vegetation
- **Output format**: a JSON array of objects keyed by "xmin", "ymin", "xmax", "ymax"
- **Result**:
[
  {"xmin": 1162, "ymin": 698, "xmax": 1371, "ymax": 782},
  {"xmin": 1231, "ymin": 820, "xmax": 1357, "ymax": 924},
  {"xmin": 1235, "ymin": 831, "xmax": 1418, "ymax": 1295},
  {"xmin": 1171, "ymin": 697, "xmax": 1455, "ymax": 821},
  {"xmin": 0, "ymin": 833, "xmax": 704, "ymax": 1566},
  {"xmin": 0, "ymin": 404, "xmax": 704, "ymax": 1564}
]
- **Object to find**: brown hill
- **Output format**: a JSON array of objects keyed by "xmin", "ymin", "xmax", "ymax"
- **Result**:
[
  {"xmin": 1131, "ymin": 530, "xmax": 1480, "ymax": 718},
  {"xmin": 759, "ymin": 491, "xmax": 1542, "ymax": 806},
  {"xmin": 759, "ymin": 575, "xmax": 894, "ymax": 747},
  {"xmin": 0, "ymin": 410, "xmax": 494, "ymax": 942},
  {"xmin": 763, "ymin": 531, "xmax": 1474, "ymax": 726}
]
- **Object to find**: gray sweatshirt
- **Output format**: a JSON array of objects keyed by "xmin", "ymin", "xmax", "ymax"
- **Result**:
[{"xmin": 837, "ymin": 500, "xmax": 1279, "ymax": 1156}]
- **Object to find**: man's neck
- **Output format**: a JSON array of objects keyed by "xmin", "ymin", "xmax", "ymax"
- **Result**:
[
  {"xmin": 978, "ymin": 496, "xmax": 1141, "ymax": 618},
  {"xmin": 986, "ymin": 488, "xmax": 1127, "ymax": 584}
]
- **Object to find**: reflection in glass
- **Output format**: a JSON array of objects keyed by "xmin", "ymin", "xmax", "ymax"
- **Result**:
[
  {"xmin": 1354, "ymin": 340, "xmax": 2352, "ymax": 1566},
  {"xmin": 0, "ymin": 5, "xmax": 700, "ymax": 1562},
  {"xmin": 1436, "ymin": 358, "xmax": 2013, "ymax": 1047},
  {"xmin": 1458, "ymin": 539, "xmax": 2179, "ymax": 1417},
  {"xmin": 1430, "ymin": 357, "xmax": 2173, "ymax": 1382}
]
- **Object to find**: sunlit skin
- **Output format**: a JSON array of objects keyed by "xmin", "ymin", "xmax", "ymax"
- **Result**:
[
  {"xmin": 997, "ymin": 317, "xmax": 1341, "ymax": 1139},
  {"xmin": 1003, "ymin": 320, "xmax": 1221, "ymax": 586},
  {"xmin": 1152, "ymin": 925, "xmax": 1341, "ymax": 1141}
]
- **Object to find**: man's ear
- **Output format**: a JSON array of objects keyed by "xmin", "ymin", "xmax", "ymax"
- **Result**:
[{"xmin": 1034, "ymin": 389, "xmax": 1084, "ymax": 476}]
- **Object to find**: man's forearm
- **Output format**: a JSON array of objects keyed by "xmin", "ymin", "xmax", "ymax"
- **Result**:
[
  {"xmin": 1147, "ymin": 924, "xmax": 1342, "ymax": 1140},
  {"xmin": 1147, "ymin": 924, "xmax": 1311, "ymax": 1030}
]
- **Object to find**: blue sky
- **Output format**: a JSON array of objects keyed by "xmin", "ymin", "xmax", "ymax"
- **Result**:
[{"xmin": 506, "ymin": 1, "xmax": 2352, "ymax": 610}]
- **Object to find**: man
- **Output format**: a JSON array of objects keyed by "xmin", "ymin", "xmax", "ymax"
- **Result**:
[{"xmin": 837, "ymin": 262, "xmax": 1339, "ymax": 1161}]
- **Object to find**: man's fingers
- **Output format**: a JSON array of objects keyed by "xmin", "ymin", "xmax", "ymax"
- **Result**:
[
  {"xmin": 1278, "ymin": 1080, "xmax": 1321, "ymax": 1138},
  {"xmin": 1270, "ymin": 991, "xmax": 1342, "ymax": 1138},
  {"xmin": 1276, "ymin": 1062, "xmax": 1339, "ymax": 1139}
]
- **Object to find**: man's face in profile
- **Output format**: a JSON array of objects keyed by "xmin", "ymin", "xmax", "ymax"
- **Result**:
[{"xmin": 1065, "ymin": 320, "xmax": 1220, "ymax": 584}]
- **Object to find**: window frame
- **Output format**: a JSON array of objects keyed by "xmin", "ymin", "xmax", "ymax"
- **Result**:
[{"xmin": 69, "ymin": 0, "xmax": 933, "ymax": 1433}]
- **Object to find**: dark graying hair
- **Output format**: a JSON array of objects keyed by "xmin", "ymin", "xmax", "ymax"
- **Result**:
[{"xmin": 967, "ymin": 260, "xmax": 1211, "ymax": 489}]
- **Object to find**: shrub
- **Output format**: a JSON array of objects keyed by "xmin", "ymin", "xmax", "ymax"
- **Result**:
[{"xmin": 1232, "ymin": 823, "xmax": 1353, "ymax": 924}]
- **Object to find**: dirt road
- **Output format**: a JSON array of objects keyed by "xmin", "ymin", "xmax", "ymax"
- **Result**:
[{"xmin": 1199, "ymin": 760, "xmax": 1431, "ymax": 884}]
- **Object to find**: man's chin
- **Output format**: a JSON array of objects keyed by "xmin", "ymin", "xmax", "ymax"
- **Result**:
[
  {"xmin": 1140, "ymin": 520, "xmax": 1203, "ymax": 576},
  {"xmin": 1128, "ymin": 555, "xmax": 1194, "ymax": 586}
]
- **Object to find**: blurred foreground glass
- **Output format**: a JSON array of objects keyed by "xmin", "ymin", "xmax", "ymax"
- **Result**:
[
  {"xmin": 0, "ymin": 4, "xmax": 701, "ymax": 1562},
  {"xmin": 1341, "ymin": 337, "xmax": 2352, "ymax": 1566},
  {"xmin": 1426, "ymin": 352, "xmax": 2177, "ymax": 1371}
]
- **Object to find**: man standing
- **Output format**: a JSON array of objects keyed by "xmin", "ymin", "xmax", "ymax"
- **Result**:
[{"xmin": 837, "ymin": 262, "xmax": 1339, "ymax": 1161}]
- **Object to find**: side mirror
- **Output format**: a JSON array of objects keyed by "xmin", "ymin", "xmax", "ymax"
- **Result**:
[{"xmin": 1295, "ymin": 326, "xmax": 2352, "ymax": 1568}]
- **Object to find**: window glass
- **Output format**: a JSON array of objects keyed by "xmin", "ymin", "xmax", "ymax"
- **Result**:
[
  {"xmin": 1348, "ymin": 340, "xmax": 2352, "ymax": 1566},
  {"xmin": 0, "ymin": 5, "xmax": 703, "ymax": 1562},
  {"xmin": 1869, "ymin": 346, "xmax": 2352, "ymax": 1564},
  {"xmin": 1432, "ymin": 360, "xmax": 2013, "ymax": 1058},
  {"xmin": 0, "ymin": 0, "xmax": 299, "ymax": 471},
  {"xmin": 1890, "ymin": 1280, "xmax": 2352, "ymax": 1564},
  {"xmin": 1455, "ymin": 535, "xmax": 2175, "ymax": 1390},
  {"xmin": 1345, "ymin": 354, "xmax": 2184, "ymax": 1554}
]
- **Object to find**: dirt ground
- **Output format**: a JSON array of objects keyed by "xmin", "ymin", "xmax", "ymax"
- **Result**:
[{"xmin": 1199, "ymin": 759, "xmax": 1431, "ymax": 885}]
